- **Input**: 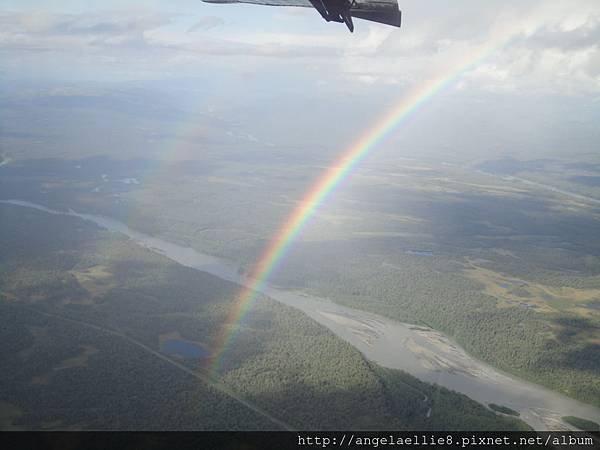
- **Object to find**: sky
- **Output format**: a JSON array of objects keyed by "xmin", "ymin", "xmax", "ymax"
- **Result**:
[
  {"xmin": 1, "ymin": 0, "xmax": 598, "ymax": 92},
  {"xmin": 1, "ymin": 0, "xmax": 599, "ymax": 161}
]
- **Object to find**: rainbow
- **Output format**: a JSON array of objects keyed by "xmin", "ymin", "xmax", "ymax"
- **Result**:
[{"xmin": 207, "ymin": 29, "xmax": 522, "ymax": 375}]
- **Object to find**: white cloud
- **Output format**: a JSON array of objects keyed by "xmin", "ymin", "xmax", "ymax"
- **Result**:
[
  {"xmin": 336, "ymin": 0, "xmax": 600, "ymax": 94},
  {"xmin": 0, "ymin": 1, "xmax": 598, "ymax": 94},
  {"xmin": 187, "ymin": 16, "xmax": 225, "ymax": 32}
]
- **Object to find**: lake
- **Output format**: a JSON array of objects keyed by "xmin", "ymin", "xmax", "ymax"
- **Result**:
[{"xmin": 162, "ymin": 339, "xmax": 209, "ymax": 359}]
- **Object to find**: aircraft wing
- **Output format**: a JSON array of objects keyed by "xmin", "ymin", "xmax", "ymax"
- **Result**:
[{"xmin": 202, "ymin": 0, "xmax": 401, "ymax": 31}]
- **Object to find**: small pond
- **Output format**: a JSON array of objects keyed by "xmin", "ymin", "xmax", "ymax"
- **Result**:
[{"xmin": 162, "ymin": 339, "xmax": 209, "ymax": 359}]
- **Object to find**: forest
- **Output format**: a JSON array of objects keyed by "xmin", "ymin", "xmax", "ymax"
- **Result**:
[
  {"xmin": 0, "ymin": 203, "xmax": 528, "ymax": 430},
  {"xmin": 268, "ymin": 240, "xmax": 600, "ymax": 407},
  {"xmin": 1, "ymin": 143, "xmax": 599, "ymax": 422},
  {"xmin": 561, "ymin": 416, "xmax": 600, "ymax": 432}
]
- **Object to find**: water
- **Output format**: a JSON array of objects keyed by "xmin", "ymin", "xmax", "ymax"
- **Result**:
[
  {"xmin": 162, "ymin": 339, "xmax": 209, "ymax": 359},
  {"xmin": 3, "ymin": 199, "xmax": 600, "ymax": 431}
]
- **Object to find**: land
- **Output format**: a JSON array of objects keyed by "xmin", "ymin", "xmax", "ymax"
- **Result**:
[
  {"xmin": 561, "ymin": 416, "xmax": 600, "ymax": 432},
  {"xmin": 489, "ymin": 404, "xmax": 520, "ymax": 417},
  {"xmin": 0, "ymin": 204, "xmax": 528, "ymax": 430},
  {"xmin": 1, "ymin": 80, "xmax": 599, "ymax": 427},
  {"xmin": 6, "ymin": 152, "xmax": 597, "ymax": 408}
]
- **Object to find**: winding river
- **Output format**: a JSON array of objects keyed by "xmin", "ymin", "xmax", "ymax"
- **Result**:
[{"xmin": 3, "ymin": 199, "xmax": 600, "ymax": 431}]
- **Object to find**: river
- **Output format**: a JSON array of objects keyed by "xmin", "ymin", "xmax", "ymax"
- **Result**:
[{"xmin": 3, "ymin": 199, "xmax": 600, "ymax": 431}]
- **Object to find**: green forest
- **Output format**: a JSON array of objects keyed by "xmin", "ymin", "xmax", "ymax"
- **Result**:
[
  {"xmin": 5, "ymin": 153, "xmax": 594, "ymax": 411},
  {"xmin": 269, "ymin": 241, "xmax": 600, "ymax": 407},
  {"xmin": 0, "ymin": 204, "xmax": 528, "ymax": 430}
]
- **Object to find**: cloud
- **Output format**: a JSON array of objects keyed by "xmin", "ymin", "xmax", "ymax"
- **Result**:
[
  {"xmin": 334, "ymin": 0, "xmax": 600, "ymax": 94},
  {"xmin": 0, "ymin": 10, "xmax": 172, "ymax": 52},
  {"xmin": 0, "ymin": 9, "xmax": 341, "ymax": 60},
  {"xmin": 187, "ymin": 16, "xmax": 225, "ymax": 32},
  {"xmin": 0, "ymin": 1, "xmax": 598, "ymax": 94}
]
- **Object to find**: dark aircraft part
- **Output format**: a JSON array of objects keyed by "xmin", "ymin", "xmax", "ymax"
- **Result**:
[
  {"xmin": 343, "ymin": 14, "xmax": 354, "ymax": 32},
  {"xmin": 310, "ymin": 0, "xmax": 355, "ymax": 31},
  {"xmin": 309, "ymin": 0, "xmax": 332, "ymax": 21},
  {"xmin": 350, "ymin": 5, "xmax": 400, "ymax": 27},
  {"xmin": 201, "ymin": 0, "xmax": 401, "ymax": 31}
]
